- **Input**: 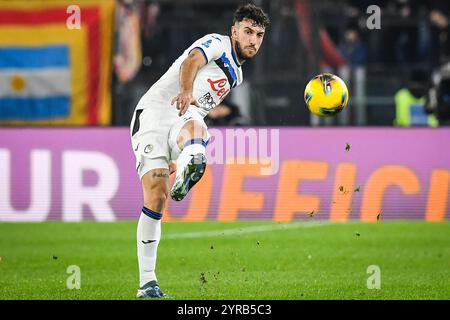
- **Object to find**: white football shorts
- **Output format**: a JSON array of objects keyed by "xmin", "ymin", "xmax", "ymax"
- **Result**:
[{"xmin": 130, "ymin": 102, "xmax": 209, "ymax": 179}]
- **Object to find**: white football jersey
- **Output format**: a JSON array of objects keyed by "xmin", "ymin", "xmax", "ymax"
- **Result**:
[{"xmin": 137, "ymin": 33, "xmax": 243, "ymax": 118}]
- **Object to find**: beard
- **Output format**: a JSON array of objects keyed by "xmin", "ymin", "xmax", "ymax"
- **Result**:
[{"xmin": 235, "ymin": 39, "xmax": 256, "ymax": 61}]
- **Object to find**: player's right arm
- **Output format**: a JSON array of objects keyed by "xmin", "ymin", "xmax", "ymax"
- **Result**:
[{"xmin": 171, "ymin": 49, "xmax": 207, "ymax": 116}]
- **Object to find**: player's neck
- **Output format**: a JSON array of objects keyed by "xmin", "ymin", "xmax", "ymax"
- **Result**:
[{"xmin": 237, "ymin": 56, "xmax": 246, "ymax": 65}]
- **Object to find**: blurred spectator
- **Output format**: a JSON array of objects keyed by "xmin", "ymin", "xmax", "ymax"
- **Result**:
[
  {"xmin": 205, "ymin": 98, "xmax": 244, "ymax": 126},
  {"xmin": 339, "ymin": 27, "xmax": 367, "ymax": 67},
  {"xmin": 429, "ymin": 5, "xmax": 450, "ymax": 66},
  {"xmin": 112, "ymin": 0, "xmax": 143, "ymax": 126},
  {"xmin": 140, "ymin": 1, "xmax": 168, "ymax": 71},
  {"xmin": 389, "ymin": 0, "xmax": 427, "ymax": 66},
  {"xmin": 141, "ymin": 1, "xmax": 160, "ymax": 40},
  {"xmin": 426, "ymin": 62, "xmax": 450, "ymax": 125},
  {"xmin": 394, "ymin": 70, "xmax": 438, "ymax": 127},
  {"xmin": 114, "ymin": 0, "xmax": 142, "ymax": 83},
  {"xmin": 294, "ymin": 0, "xmax": 347, "ymax": 71}
]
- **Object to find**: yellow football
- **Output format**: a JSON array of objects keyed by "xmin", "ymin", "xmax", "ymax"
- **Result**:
[{"xmin": 304, "ymin": 73, "xmax": 349, "ymax": 117}]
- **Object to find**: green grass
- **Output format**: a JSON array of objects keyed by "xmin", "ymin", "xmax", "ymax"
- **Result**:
[{"xmin": 0, "ymin": 221, "xmax": 449, "ymax": 300}]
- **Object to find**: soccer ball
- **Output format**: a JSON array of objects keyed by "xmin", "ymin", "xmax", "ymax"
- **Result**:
[{"xmin": 304, "ymin": 73, "xmax": 349, "ymax": 117}]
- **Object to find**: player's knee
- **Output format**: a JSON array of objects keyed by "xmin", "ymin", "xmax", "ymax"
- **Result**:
[
  {"xmin": 177, "ymin": 121, "xmax": 207, "ymax": 149},
  {"xmin": 144, "ymin": 190, "xmax": 168, "ymax": 213}
]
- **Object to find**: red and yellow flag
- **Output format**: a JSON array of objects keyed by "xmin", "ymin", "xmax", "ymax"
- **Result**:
[{"xmin": 0, "ymin": 0, "xmax": 115, "ymax": 125}]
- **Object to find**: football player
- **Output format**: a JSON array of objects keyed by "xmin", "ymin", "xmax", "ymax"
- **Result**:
[{"xmin": 130, "ymin": 3, "xmax": 269, "ymax": 298}]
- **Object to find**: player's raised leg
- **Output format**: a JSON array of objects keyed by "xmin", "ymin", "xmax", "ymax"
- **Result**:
[
  {"xmin": 136, "ymin": 167, "xmax": 169, "ymax": 298},
  {"xmin": 170, "ymin": 120, "xmax": 208, "ymax": 201}
]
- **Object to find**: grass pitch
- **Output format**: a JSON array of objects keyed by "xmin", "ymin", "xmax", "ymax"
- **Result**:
[{"xmin": 0, "ymin": 221, "xmax": 449, "ymax": 300}]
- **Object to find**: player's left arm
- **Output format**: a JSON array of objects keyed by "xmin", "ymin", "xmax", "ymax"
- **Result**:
[{"xmin": 171, "ymin": 49, "xmax": 207, "ymax": 116}]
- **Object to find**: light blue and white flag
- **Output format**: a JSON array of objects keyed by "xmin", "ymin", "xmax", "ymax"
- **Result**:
[{"xmin": 0, "ymin": 45, "xmax": 71, "ymax": 120}]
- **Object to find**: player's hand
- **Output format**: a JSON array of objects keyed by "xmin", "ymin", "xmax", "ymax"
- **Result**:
[{"xmin": 171, "ymin": 92, "xmax": 201, "ymax": 116}]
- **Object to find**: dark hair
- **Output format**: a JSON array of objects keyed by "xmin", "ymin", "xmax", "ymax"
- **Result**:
[{"xmin": 232, "ymin": 3, "xmax": 270, "ymax": 28}]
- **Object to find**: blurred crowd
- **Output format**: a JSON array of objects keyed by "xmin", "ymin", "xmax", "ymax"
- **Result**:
[
  {"xmin": 339, "ymin": 0, "xmax": 449, "ymax": 68},
  {"xmin": 111, "ymin": 0, "xmax": 450, "ymax": 127}
]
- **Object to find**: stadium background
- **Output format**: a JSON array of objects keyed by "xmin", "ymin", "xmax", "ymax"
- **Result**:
[{"xmin": 0, "ymin": 0, "xmax": 449, "ymax": 222}]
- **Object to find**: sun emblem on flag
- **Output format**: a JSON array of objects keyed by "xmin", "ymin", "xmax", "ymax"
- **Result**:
[{"xmin": 10, "ymin": 74, "xmax": 26, "ymax": 93}]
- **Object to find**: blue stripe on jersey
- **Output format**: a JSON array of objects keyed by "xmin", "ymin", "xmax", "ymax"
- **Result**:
[
  {"xmin": 214, "ymin": 53, "xmax": 237, "ymax": 88},
  {"xmin": 0, "ymin": 46, "xmax": 69, "ymax": 69}
]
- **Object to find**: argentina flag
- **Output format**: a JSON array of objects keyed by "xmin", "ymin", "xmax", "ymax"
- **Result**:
[
  {"xmin": 0, "ymin": 45, "xmax": 71, "ymax": 120},
  {"xmin": 0, "ymin": 1, "xmax": 115, "ymax": 125}
]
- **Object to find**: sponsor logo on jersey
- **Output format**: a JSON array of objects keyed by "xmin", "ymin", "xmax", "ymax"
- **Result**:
[
  {"xmin": 201, "ymin": 39, "xmax": 212, "ymax": 48},
  {"xmin": 198, "ymin": 92, "xmax": 216, "ymax": 110},
  {"xmin": 144, "ymin": 144, "xmax": 153, "ymax": 154},
  {"xmin": 207, "ymin": 78, "xmax": 230, "ymax": 100}
]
